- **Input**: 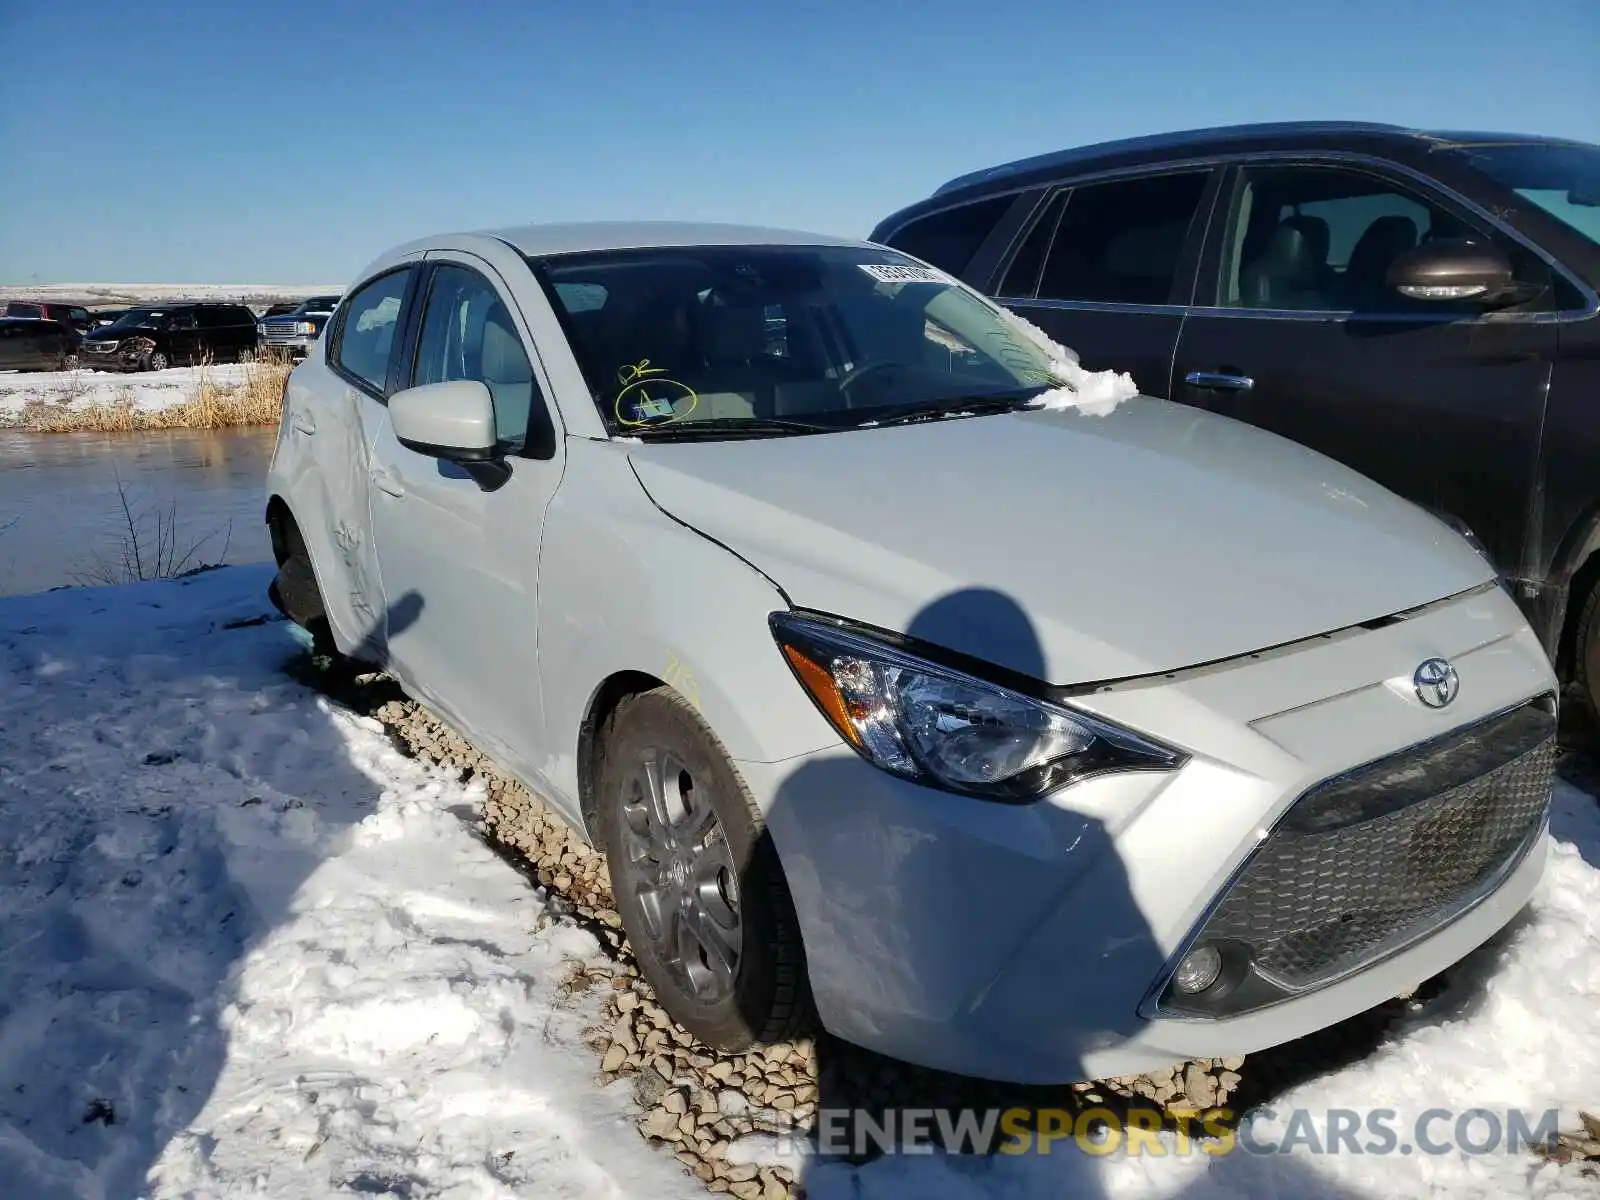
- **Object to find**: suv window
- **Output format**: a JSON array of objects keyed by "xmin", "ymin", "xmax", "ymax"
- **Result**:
[
  {"xmin": 882, "ymin": 196, "xmax": 1014, "ymax": 276},
  {"xmin": 167, "ymin": 310, "xmax": 198, "ymax": 330},
  {"xmin": 195, "ymin": 307, "xmax": 229, "ymax": 329},
  {"xmin": 5, "ymin": 302, "xmax": 43, "ymax": 319},
  {"xmin": 336, "ymin": 270, "xmax": 409, "ymax": 392},
  {"xmin": 1218, "ymin": 164, "xmax": 1510, "ymax": 313},
  {"xmin": 413, "ymin": 264, "xmax": 540, "ymax": 452},
  {"xmin": 1033, "ymin": 172, "xmax": 1209, "ymax": 306}
]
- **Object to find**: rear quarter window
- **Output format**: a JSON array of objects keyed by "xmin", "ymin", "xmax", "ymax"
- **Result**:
[{"xmin": 883, "ymin": 196, "xmax": 1014, "ymax": 276}]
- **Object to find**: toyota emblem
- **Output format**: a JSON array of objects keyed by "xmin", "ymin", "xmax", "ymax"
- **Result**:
[{"xmin": 1413, "ymin": 658, "xmax": 1460, "ymax": 709}]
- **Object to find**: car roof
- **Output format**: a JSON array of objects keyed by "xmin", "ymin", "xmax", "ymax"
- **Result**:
[
  {"xmin": 928, "ymin": 121, "xmax": 1587, "ymax": 197},
  {"xmin": 447, "ymin": 221, "xmax": 870, "ymax": 258}
]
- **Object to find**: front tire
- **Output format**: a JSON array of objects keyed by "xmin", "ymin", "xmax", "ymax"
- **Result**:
[
  {"xmin": 596, "ymin": 688, "xmax": 809, "ymax": 1049},
  {"xmin": 1575, "ymin": 577, "xmax": 1600, "ymax": 736},
  {"xmin": 143, "ymin": 350, "xmax": 169, "ymax": 372}
]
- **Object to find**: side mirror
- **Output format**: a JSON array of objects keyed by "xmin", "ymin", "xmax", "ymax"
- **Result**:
[
  {"xmin": 1384, "ymin": 239, "xmax": 1522, "ymax": 305},
  {"xmin": 389, "ymin": 380, "xmax": 497, "ymax": 462}
]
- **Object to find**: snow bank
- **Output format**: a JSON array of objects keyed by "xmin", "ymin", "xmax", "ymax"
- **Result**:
[
  {"xmin": 0, "ymin": 569, "xmax": 701, "ymax": 1200},
  {"xmin": 0, "ymin": 364, "xmax": 256, "ymax": 420},
  {"xmin": 1000, "ymin": 307, "xmax": 1139, "ymax": 416}
]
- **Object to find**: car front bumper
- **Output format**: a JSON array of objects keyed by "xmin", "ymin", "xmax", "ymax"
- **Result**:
[
  {"xmin": 77, "ymin": 343, "xmax": 145, "ymax": 370},
  {"xmin": 747, "ymin": 583, "xmax": 1557, "ymax": 1083}
]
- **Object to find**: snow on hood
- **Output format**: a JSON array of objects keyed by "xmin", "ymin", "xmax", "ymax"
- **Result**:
[
  {"xmin": 628, "ymin": 402, "xmax": 1494, "ymax": 685},
  {"xmin": 1000, "ymin": 306, "xmax": 1139, "ymax": 417}
]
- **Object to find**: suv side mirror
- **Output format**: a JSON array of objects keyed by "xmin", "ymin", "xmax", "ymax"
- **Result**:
[
  {"xmin": 1385, "ymin": 239, "xmax": 1529, "ymax": 306},
  {"xmin": 389, "ymin": 380, "xmax": 497, "ymax": 462}
]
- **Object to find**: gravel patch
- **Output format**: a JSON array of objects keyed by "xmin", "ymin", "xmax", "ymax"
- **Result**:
[{"xmin": 307, "ymin": 667, "xmax": 1340, "ymax": 1194}]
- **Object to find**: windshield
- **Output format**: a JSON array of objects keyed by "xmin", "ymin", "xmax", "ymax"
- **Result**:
[
  {"xmin": 104, "ymin": 307, "xmax": 166, "ymax": 332},
  {"xmin": 1446, "ymin": 141, "xmax": 1600, "ymax": 249},
  {"xmin": 532, "ymin": 245, "xmax": 1060, "ymax": 434},
  {"xmin": 298, "ymin": 295, "xmax": 340, "ymax": 314}
]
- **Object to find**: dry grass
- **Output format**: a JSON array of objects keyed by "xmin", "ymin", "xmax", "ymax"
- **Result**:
[{"xmin": 18, "ymin": 350, "xmax": 292, "ymax": 434}]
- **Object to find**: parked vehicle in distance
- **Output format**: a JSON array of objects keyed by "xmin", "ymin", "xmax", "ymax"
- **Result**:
[
  {"xmin": 4, "ymin": 300, "xmax": 91, "ymax": 331},
  {"xmin": 0, "ymin": 317, "xmax": 81, "ymax": 371},
  {"xmin": 873, "ymin": 123, "xmax": 1600, "ymax": 730},
  {"xmin": 257, "ymin": 294, "xmax": 341, "ymax": 357},
  {"xmin": 266, "ymin": 221, "xmax": 1557, "ymax": 1084},
  {"xmin": 79, "ymin": 302, "xmax": 259, "ymax": 371}
]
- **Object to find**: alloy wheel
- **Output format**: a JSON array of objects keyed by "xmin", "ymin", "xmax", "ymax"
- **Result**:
[{"xmin": 617, "ymin": 747, "xmax": 742, "ymax": 1002}]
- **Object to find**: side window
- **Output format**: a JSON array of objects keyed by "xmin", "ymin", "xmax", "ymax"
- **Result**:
[
  {"xmin": 882, "ymin": 195, "xmax": 1014, "ymax": 276},
  {"xmin": 336, "ymin": 270, "xmax": 409, "ymax": 393},
  {"xmin": 194, "ymin": 308, "xmax": 226, "ymax": 329},
  {"xmin": 1219, "ymin": 164, "xmax": 1505, "ymax": 313},
  {"xmin": 1036, "ymin": 172, "xmax": 1209, "ymax": 306},
  {"xmin": 997, "ymin": 191, "xmax": 1067, "ymax": 297},
  {"xmin": 168, "ymin": 310, "xmax": 198, "ymax": 330},
  {"xmin": 412, "ymin": 264, "xmax": 541, "ymax": 453},
  {"xmin": 69, "ymin": 308, "xmax": 89, "ymax": 325}
]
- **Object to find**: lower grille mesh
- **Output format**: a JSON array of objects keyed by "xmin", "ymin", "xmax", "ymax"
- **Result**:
[{"xmin": 1183, "ymin": 701, "xmax": 1554, "ymax": 1005}]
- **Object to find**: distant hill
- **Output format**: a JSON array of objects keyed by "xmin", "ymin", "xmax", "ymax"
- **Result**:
[{"xmin": 0, "ymin": 283, "xmax": 344, "ymax": 309}]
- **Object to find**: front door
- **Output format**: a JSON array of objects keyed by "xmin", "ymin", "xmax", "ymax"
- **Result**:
[
  {"xmin": 364, "ymin": 251, "xmax": 566, "ymax": 775},
  {"xmin": 164, "ymin": 310, "xmax": 203, "ymax": 364},
  {"xmin": 987, "ymin": 169, "xmax": 1218, "ymax": 397},
  {"xmin": 1173, "ymin": 160, "xmax": 1557, "ymax": 576}
]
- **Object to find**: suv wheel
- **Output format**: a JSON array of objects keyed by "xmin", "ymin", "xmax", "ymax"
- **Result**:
[
  {"xmin": 596, "ymin": 688, "xmax": 809, "ymax": 1050},
  {"xmin": 1575, "ymin": 577, "xmax": 1600, "ymax": 736},
  {"xmin": 144, "ymin": 350, "xmax": 169, "ymax": 372}
]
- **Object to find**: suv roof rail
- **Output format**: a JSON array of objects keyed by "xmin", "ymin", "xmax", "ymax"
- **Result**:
[{"xmin": 931, "ymin": 120, "xmax": 1418, "ymax": 197}]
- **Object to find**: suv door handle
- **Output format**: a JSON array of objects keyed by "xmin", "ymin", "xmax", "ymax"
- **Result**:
[
  {"xmin": 1184, "ymin": 370, "xmax": 1255, "ymax": 392},
  {"xmin": 290, "ymin": 412, "xmax": 316, "ymax": 436},
  {"xmin": 369, "ymin": 467, "xmax": 405, "ymax": 498}
]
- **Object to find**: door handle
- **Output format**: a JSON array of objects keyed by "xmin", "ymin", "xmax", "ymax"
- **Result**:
[
  {"xmin": 290, "ymin": 412, "xmax": 316, "ymax": 436},
  {"xmin": 369, "ymin": 468, "xmax": 405, "ymax": 498},
  {"xmin": 1184, "ymin": 370, "xmax": 1255, "ymax": 392}
]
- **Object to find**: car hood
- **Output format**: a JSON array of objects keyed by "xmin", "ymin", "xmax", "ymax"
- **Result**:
[{"xmin": 626, "ymin": 398, "xmax": 1496, "ymax": 685}]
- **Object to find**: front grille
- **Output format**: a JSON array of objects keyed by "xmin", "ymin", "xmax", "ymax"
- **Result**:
[
  {"xmin": 82, "ymin": 341, "xmax": 116, "ymax": 354},
  {"xmin": 261, "ymin": 321, "xmax": 305, "ymax": 345},
  {"xmin": 1162, "ymin": 700, "xmax": 1554, "ymax": 1017}
]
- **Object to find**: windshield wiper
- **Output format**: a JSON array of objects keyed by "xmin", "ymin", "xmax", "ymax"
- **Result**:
[
  {"xmin": 862, "ymin": 389, "xmax": 1046, "ymax": 428},
  {"xmin": 628, "ymin": 416, "xmax": 833, "ymax": 441}
]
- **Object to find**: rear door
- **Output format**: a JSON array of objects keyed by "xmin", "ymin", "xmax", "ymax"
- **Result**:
[
  {"xmin": 312, "ymin": 264, "xmax": 418, "ymax": 653},
  {"xmin": 363, "ymin": 248, "xmax": 566, "ymax": 775},
  {"xmin": 1172, "ymin": 158, "xmax": 1558, "ymax": 576},
  {"xmin": 985, "ymin": 168, "xmax": 1220, "ymax": 397},
  {"xmin": 164, "ymin": 308, "xmax": 203, "ymax": 364}
]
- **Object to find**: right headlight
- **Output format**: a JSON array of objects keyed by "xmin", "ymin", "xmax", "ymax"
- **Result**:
[{"xmin": 770, "ymin": 611, "xmax": 1184, "ymax": 802}]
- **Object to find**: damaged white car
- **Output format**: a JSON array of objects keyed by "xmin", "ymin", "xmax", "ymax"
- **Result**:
[{"xmin": 266, "ymin": 222, "xmax": 1557, "ymax": 1083}]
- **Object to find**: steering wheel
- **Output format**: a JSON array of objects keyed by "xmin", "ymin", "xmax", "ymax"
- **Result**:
[{"xmin": 837, "ymin": 360, "xmax": 907, "ymax": 403}]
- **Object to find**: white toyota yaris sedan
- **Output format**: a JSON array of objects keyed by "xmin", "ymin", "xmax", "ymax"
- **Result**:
[{"xmin": 266, "ymin": 222, "xmax": 1557, "ymax": 1084}]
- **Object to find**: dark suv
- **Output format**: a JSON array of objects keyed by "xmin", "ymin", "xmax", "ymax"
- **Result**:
[
  {"xmin": 4, "ymin": 301, "xmax": 91, "ymax": 331},
  {"xmin": 79, "ymin": 302, "xmax": 259, "ymax": 371},
  {"xmin": 874, "ymin": 122, "xmax": 1600, "ymax": 727}
]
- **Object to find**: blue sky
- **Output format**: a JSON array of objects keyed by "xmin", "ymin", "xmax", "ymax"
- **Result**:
[{"xmin": 2, "ymin": 0, "xmax": 1595, "ymax": 284}]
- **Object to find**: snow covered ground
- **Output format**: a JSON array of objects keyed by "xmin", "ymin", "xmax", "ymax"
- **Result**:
[
  {"xmin": 0, "ymin": 285, "xmax": 342, "ymax": 307},
  {"xmin": 0, "ymin": 365, "xmax": 255, "ymax": 422},
  {"xmin": 0, "ymin": 567, "xmax": 1596, "ymax": 1200}
]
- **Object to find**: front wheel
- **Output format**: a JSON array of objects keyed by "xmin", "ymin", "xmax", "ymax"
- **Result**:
[
  {"xmin": 143, "ymin": 350, "xmax": 169, "ymax": 372},
  {"xmin": 59, "ymin": 351, "xmax": 79, "ymax": 371},
  {"xmin": 1575, "ymin": 577, "xmax": 1600, "ymax": 737},
  {"xmin": 596, "ymin": 688, "xmax": 809, "ymax": 1049}
]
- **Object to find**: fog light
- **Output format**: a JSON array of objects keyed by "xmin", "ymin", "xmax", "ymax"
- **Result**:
[{"xmin": 1172, "ymin": 944, "xmax": 1223, "ymax": 995}]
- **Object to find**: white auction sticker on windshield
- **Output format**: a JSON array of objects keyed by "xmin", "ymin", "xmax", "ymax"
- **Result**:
[{"xmin": 858, "ymin": 263, "xmax": 947, "ymax": 284}]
